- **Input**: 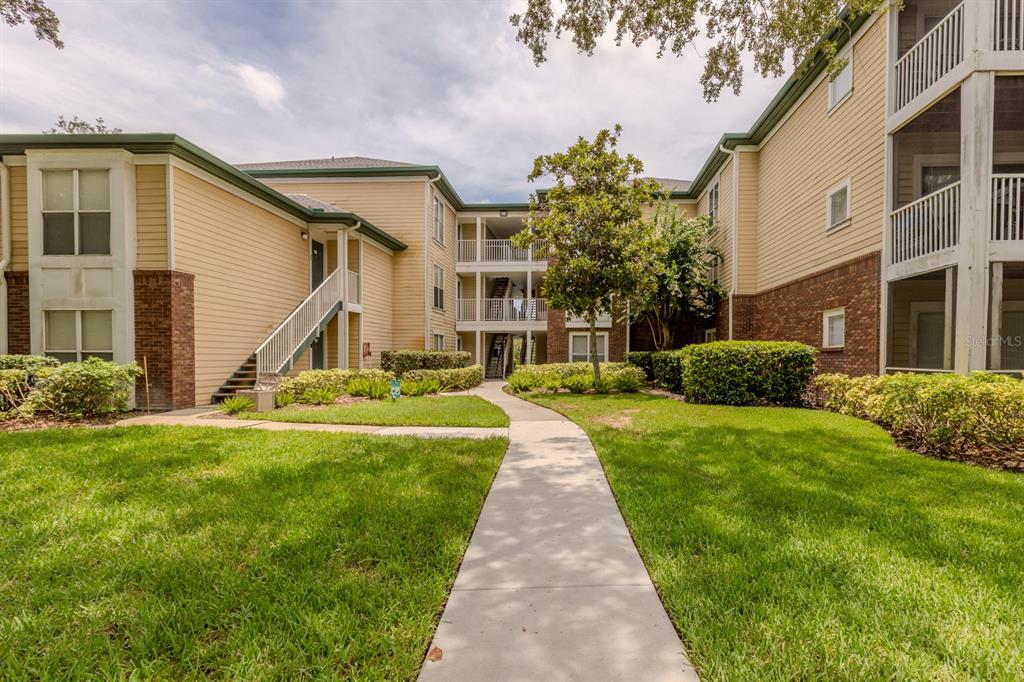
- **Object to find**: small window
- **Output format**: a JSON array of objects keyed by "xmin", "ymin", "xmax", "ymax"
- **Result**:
[
  {"xmin": 432, "ymin": 333, "xmax": 445, "ymax": 351},
  {"xmin": 44, "ymin": 309, "xmax": 114, "ymax": 362},
  {"xmin": 828, "ymin": 54, "xmax": 853, "ymax": 111},
  {"xmin": 433, "ymin": 196, "xmax": 445, "ymax": 245},
  {"xmin": 707, "ymin": 255, "xmax": 720, "ymax": 285},
  {"xmin": 823, "ymin": 308, "xmax": 845, "ymax": 348},
  {"xmin": 707, "ymin": 181, "xmax": 720, "ymax": 225},
  {"xmin": 42, "ymin": 169, "xmax": 111, "ymax": 255},
  {"xmin": 704, "ymin": 328, "xmax": 717, "ymax": 343},
  {"xmin": 456, "ymin": 336, "xmax": 463, "ymax": 352},
  {"xmin": 433, "ymin": 265, "xmax": 445, "ymax": 310},
  {"xmin": 569, "ymin": 332, "xmax": 607, "ymax": 363},
  {"xmin": 826, "ymin": 180, "xmax": 851, "ymax": 231}
]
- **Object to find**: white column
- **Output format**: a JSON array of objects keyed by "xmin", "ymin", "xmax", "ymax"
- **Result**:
[
  {"xmin": 944, "ymin": 267, "xmax": 955, "ymax": 370},
  {"xmin": 989, "ymin": 262, "xmax": 1003, "ymax": 370},
  {"xmin": 475, "ymin": 271, "xmax": 482, "ymax": 321},
  {"xmin": 338, "ymin": 235, "xmax": 348, "ymax": 369},
  {"xmin": 475, "ymin": 330, "xmax": 482, "ymax": 366},
  {"xmin": 357, "ymin": 235, "xmax": 365, "ymax": 368},
  {"xmin": 525, "ymin": 329, "xmax": 532, "ymax": 364},
  {"xmin": 954, "ymin": 71, "xmax": 994, "ymax": 372},
  {"xmin": 475, "ymin": 216, "xmax": 482, "ymax": 262}
]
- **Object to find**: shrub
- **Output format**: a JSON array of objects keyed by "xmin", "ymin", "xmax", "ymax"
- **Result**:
[
  {"xmin": 403, "ymin": 365, "xmax": 483, "ymax": 391},
  {"xmin": 624, "ymin": 351, "xmax": 655, "ymax": 380},
  {"xmin": 606, "ymin": 366, "xmax": 645, "ymax": 393},
  {"xmin": 347, "ymin": 376, "xmax": 392, "ymax": 400},
  {"xmin": 21, "ymin": 357, "xmax": 143, "ymax": 419},
  {"xmin": 274, "ymin": 391, "xmax": 296, "ymax": 408},
  {"xmin": 400, "ymin": 377, "xmax": 442, "ymax": 397},
  {"xmin": 817, "ymin": 371, "xmax": 1024, "ymax": 456},
  {"xmin": 218, "ymin": 395, "xmax": 255, "ymax": 415},
  {"xmin": 563, "ymin": 374, "xmax": 593, "ymax": 394},
  {"xmin": 0, "ymin": 369, "xmax": 31, "ymax": 416},
  {"xmin": 651, "ymin": 351, "xmax": 685, "ymax": 392},
  {"xmin": 302, "ymin": 386, "xmax": 340, "ymax": 405},
  {"xmin": 507, "ymin": 367, "xmax": 557, "ymax": 393},
  {"xmin": 0, "ymin": 354, "xmax": 59, "ymax": 372},
  {"xmin": 380, "ymin": 350, "xmax": 470, "ymax": 377},
  {"xmin": 679, "ymin": 341, "xmax": 816, "ymax": 406},
  {"xmin": 279, "ymin": 368, "xmax": 395, "ymax": 400}
]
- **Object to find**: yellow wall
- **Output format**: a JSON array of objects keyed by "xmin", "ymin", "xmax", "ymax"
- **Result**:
[
  {"xmin": 736, "ymin": 151, "xmax": 760, "ymax": 293},
  {"xmin": 360, "ymin": 241, "xmax": 394, "ymax": 368},
  {"xmin": 5, "ymin": 166, "xmax": 28, "ymax": 270},
  {"xmin": 172, "ymin": 166, "xmax": 311, "ymax": 404},
  {"xmin": 135, "ymin": 164, "xmax": 168, "ymax": 269},
  {"xmin": 428, "ymin": 188, "xmax": 457, "ymax": 349}
]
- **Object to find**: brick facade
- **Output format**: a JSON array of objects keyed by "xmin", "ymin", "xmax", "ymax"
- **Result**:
[
  {"xmin": 134, "ymin": 270, "xmax": 196, "ymax": 409},
  {"xmin": 709, "ymin": 252, "xmax": 881, "ymax": 376},
  {"xmin": 4, "ymin": 271, "xmax": 29, "ymax": 354},
  {"xmin": 546, "ymin": 305, "xmax": 628, "ymax": 363}
]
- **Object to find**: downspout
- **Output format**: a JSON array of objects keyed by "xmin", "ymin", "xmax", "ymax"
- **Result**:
[
  {"xmin": 0, "ymin": 160, "xmax": 11, "ymax": 354},
  {"xmin": 424, "ymin": 174, "xmax": 442, "ymax": 350},
  {"xmin": 719, "ymin": 145, "xmax": 739, "ymax": 340}
]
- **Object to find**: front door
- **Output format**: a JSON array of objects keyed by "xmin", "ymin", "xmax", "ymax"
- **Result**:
[{"xmin": 311, "ymin": 240, "xmax": 326, "ymax": 369}]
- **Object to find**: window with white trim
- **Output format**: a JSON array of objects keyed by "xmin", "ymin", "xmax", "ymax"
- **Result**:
[
  {"xmin": 823, "ymin": 308, "xmax": 845, "ymax": 348},
  {"xmin": 707, "ymin": 181, "xmax": 720, "ymax": 225},
  {"xmin": 826, "ymin": 180, "xmax": 851, "ymax": 231},
  {"xmin": 456, "ymin": 336, "xmax": 463, "ymax": 351},
  {"xmin": 433, "ymin": 265, "xmax": 445, "ymax": 310},
  {"xmin": 704, "ymin": 328, "xmax": 717, "ymax": 342},
  {"xmin": 433, "ymin": 195, "xmax": 445, "ymax": 245},
  {"xmin": 432, "ymin": 333, "xmax": 445, "ymax": 351},
  {"xmin": 44, "ymin": 310, "xmax": 113, "ymax": 362},
  {"xmin": 42, "ymin": 169, "xmax": 111, "ymax": 255},
  {"xmin": 828, "ymin": 53, "xmax": 853, "ymax": 111},
  {"xmin": 569, "ymin": 332, "xmax": 607, "ymax": 363},
  {"xmin": 707, "ymin": 255, "xmax": 720, "ymax": 284}
]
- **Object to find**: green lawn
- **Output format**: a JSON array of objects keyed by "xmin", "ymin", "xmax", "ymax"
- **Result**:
[
  {"xmin": 243, "ymin": 395, "xmax": 509, "ymax": 428},
  {"xmin": 528, "ymin": 392, "xmax": 1024, "ymax": 681},
  {"xmin": 0, "ymin": 426, "xmax": 507, "ymax": 680}
]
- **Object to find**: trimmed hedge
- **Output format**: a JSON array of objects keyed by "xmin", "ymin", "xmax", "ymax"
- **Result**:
[
  {"xmin": 278, "ymin": 368, "xmax": 394, "ymax": 401},
  {"xmin": 22, "ymin": 357, "xmax": 143, "ymax": 419},
  {"xmin": 0, "ymin": 354, "xmax": 59, "ymax": 372},
  {"xmin": 679, "ymin": 341, "xmax": 816, "ymax": 406},
  {"xmin": 403, "ymin": 365, "xmax": 483, "ymax": 391},
  {"xmin": 651, "ymin": 351, "xmax": 685, "ymax": 392},
  {"xmin": 624, "ymin": 351, "xmax": 655, "ymax": 380},
  {"xmin": 506, "ymin": 363, "xmax": 644, "ymax": 394},
  {"xmin": 816, "ymin": 371, "xmax": 1024, "ymax": 459},
  {"xmin": 380, "ymin": 350, "xmax": 470, "ymax": 377}
]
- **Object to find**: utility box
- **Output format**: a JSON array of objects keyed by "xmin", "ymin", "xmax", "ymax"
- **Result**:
[{"xmin": 237, "ymin": 389, "xmax": 276, "ymax": 413}]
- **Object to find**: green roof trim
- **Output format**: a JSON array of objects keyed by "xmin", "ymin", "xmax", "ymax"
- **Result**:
[{"xmin": 0, "ymin": 133, "xmax": 407, "ymax": 252}]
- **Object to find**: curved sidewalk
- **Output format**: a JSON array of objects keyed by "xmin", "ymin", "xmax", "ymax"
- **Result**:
[{"xmin": 419, "ymin": 382, "xmax": 697, "ymax": 681}]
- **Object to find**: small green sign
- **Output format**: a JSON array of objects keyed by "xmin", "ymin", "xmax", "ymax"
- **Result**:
[{"xmin": 389, "ymin": 378, "xmax": 401, "ymax": 400}]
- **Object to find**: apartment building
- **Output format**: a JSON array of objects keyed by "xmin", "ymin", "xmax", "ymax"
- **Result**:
[{"xmin": 1, "ymin": 0, "xmax": 1021, "ymax": 409}]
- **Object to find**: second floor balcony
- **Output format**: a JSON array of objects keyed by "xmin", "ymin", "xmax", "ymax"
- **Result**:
[
  {"xmin": 457, "ymin": 238, "xmax": 546, "ymax": 264},
  {"xmin": 456, "ymin": 297, "xmax": 548, "ymax": 323}
]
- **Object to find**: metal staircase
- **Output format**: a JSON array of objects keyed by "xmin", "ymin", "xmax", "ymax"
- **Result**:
[
  {"xmin": 212, "ymin": 267, "xmax": 343, "ymax": 402},
  {"xmin": 491, "ymin": 277, "xmax": 510, "ymax": 299},
  {"xmin": 487, "ymin": 333, "xmax": 510, "ymax": 378}
]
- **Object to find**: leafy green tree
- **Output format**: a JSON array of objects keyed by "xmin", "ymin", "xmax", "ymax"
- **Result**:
[
  {"xmin": 512, "ymin": 125, "xmax": 661, "ymax": 383},
  {"xmin": 45, "ymin": 115, "xmax": 122, "ymax": 134},
  {"xmin": 634, "ymin": 202, "xmax": 722, "ymax": 349},
  {"xmin": 2, "ymin": 0, "xmax": 63, "ymax": 48},
  {"xmin": 509, "ymin": 0, "xmax": 888, "ymax": 101}
]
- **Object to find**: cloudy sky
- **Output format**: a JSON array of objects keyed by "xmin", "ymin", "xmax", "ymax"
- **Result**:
[{"xmin": 1, "ymin": 0, "xmax": 787, "ymax": 202}]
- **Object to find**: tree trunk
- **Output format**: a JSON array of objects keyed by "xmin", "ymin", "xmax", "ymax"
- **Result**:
[
  {"xmin": 660, "ymin": 318, "xmax": 673, "ymax": 350},
  {"xmin": 589, "ymin": 313, "xmax": 600, "ymax": 385}
]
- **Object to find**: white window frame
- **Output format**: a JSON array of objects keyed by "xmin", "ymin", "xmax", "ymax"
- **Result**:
[
  {"xmin": 825, "ymin": 179, "xmax": 852, "ymax": 232},
  {"xmin": 827, "ymin": 49, "xmax": 853, "ymax": 113},
  {"xmin": 43, "ymin": 309, "xmax": 114, "ymax": 362},
  {"xmin": 433, "ymin": 264, "xmax": 445, "ymax": 310},
  {"xmin": 433, "ymin": 195, "xmax": 445, "ymax": 245},
  {"xmin": 568, "ymin": 332, "xmax": 608, "ymax": 363},
  {"xmin": 704, "ymin": 328, "xmax": 718, "ymax": 343},
  {"xmin": 707, "ymin": 180, "xmax": 720, "ymax": 225},
  {"xmin": 822, "ymin": 307, "xmax": 846, "ymax": 349},
  {"xmin": 41, "ymin": 168, "xmax": 112, "ymax": 256},
  {"xmin": 432, "ymin": 333, "xmax": 445, "ymax": 351}
]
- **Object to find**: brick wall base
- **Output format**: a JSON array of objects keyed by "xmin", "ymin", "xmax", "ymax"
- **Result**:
[
  {"xmin": 720, "ymin": 252, "xmax": 881, "ymax": 376},
  {"xmin": 4, "ymin": 271, "xmax": 29, "ymax": 354},
  {"xmin": 134, "ymin": 270, "xmax": 196, "ymax": 409},
  {"xmin": 547, "ymin": 305, "xmax": 628, "ymax": 363}
]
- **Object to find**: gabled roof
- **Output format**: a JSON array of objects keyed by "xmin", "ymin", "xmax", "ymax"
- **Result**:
[
  {"xmin": 238, "ymin": 156, "xmax": 418, "ymax": 171},
  {"xmin": 648, "ymin": 177, "xmax": 692, "ymax": 193},
  {"xmin": 0, "ymin": 133, "xmax": 406, "ymax": 251}
]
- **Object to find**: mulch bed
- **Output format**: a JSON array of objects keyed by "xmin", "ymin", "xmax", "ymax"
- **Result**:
[
  {"xmin": 892, "ymin": 435, "xmax": 1024, "ymax": 473},
  {"xmin": 0, "ymin": 414, "xmax": 129, "ymax": 433}
]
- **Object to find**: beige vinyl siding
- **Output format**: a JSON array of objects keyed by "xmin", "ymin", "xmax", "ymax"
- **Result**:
[
  {"xmin": 888, "ymin": 277, "xmax": 945, "ymax": 366},
  {"xmin": 348, "ymin": 311, "xmax": 360, "ymax": 368},
  {"xmin": 360, "ymin": 242, "xmax": 393, "ymax": 368},
  {"xmin": 261, "ymin": 179, "xmax": 425, "ymax": 350},
  {"xmin": 135, "ymin": 164, "xmax": 168, "ymax": 269},
  {"xmin": 6, "ymin": 166, "xmax": 28, "ymax": 270},
  {"xmin": 429, "ymin": 189, "xmax": 457, "ymax": 349},
  {"xmin": 715, "ymin": 161, "xmax": 735, "ymax": 294},
  {"xmin": 754, "ymin": 17, "xmax": 886, "ymax": 292},
  {"xmin": 172, "ymin": 166, "xmax": 311, "ymax": 405},
  {"xmin": 736, "ymin": 151, "xmax": 760, "ymax": 294}
]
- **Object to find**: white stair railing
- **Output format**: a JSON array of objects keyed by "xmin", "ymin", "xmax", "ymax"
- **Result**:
[
  {"xmin": 255, "ymin": 267, "xmax": 343, "ymax": 375},
  {"xmin": 995, "ymin": 0, "xmax": 1024, "ymax": 50},
  {"xmin": 893, "ymin": 2, "xmax": 964, "ymax": 110},
  {"xmin": 992, "ymin": 174, "xmax": 1024, "ymax": 241},
  {"xmin": 890, "ymin": 182, "xmax": 961, "ymax": 264}
]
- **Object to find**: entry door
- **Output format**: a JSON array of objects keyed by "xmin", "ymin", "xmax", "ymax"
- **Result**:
[
  {"xmin": 915, "ymin": 312, "xmax": 945, "ymax": 369},
  {"xmin": 311, "ymin": 240, "xmax": 326, "ymax": 369},
  {"xmin": 1002, "ymin": 309, "xmax": 1024, "ymax": 370}
]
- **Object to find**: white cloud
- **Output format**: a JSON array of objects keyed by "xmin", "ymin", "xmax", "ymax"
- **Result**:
[{"xmin": 233, "ymin": 63, "xmax": 286, "ymax": 112}]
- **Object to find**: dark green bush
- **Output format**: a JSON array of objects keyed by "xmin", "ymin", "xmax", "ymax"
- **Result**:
[
  {"xmin": 22, "ymin": 357, "xmax": 143, "ymax": 419},
  {"xmin": 607, "ymin": 368, "xmax": 645, "ymax": 393},
  {"xmin": 380, "ymin": 350, "xmax": 470, "ymax": 377},
  {"xmin": 651, "ymin": 351, "xmax": 685, "ymax": 392},
  {"xmin": 218, "ymin": 395, "xmax": 255, "ymax": 415},
  {"xmin": 0, "ymin": 369, "xmax": 31, "ymax": 415},
  {"xmin": 624, "ymin": 351, "xmax": 655, "ymax": 380},
  {"xmin": 563, "ymin": 374, "xmax": 593, "ymax": 394},
  {"xmin": 679, "ymin": 341, "xmax": 816, "ymax": 406},
  {"xmin": 302, "ymin": 386, "xmax": 340, "ymax": 405},
  {"xmin": 0, "ymin": 354, "xmax": 59, "ymax": 372},
  {"xmin": 403, "ymin": 365, "xmax": 483, "ymax": 391}
]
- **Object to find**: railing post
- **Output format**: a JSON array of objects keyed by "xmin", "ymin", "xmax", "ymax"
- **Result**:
[{"xmin": 475, "ymin": 217, "xmax": 482, "ymax": 262}]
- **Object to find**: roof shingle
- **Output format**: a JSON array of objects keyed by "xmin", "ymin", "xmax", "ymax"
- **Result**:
[{"xmin": 237, "ymin": 156, "xmax": 418, "ymax": 171}]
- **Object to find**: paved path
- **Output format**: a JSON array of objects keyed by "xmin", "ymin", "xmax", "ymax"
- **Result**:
[{"xmin": 419, "ymin": 382, "xmax": 698, "ymax": 682}]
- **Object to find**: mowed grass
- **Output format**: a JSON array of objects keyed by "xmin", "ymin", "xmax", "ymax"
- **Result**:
[
  {"xmin": 244, "ymin": 395, "xmax": 509, "ymax": 428},
  {"xmin": 528, "ymin": 393, "xmax": 1024, "ymax": 681},
  {"xmin": 0, "ymin": 426, "xmax": 507, "ymax": 680}
]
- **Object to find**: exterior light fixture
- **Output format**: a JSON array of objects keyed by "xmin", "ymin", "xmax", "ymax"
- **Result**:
[
  {"xmin": 301, "ymin": 231, "xmax": 310, "ymax": 240},
  {"xmin": 499, "ymin": 209, "xmax": 508, "ymax": 217}
]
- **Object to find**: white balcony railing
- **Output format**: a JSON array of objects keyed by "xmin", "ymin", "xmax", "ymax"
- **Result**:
[
  {"xmin": 993, "ymin": 174, "xmax": 1024, "ymax": 240},
  {"xmin": 893, "ymin": 1, "xmax": 964, "ymax": 110},
  {"xmin": 995, "ymin": 0, "xmax": 1024, "ymax": 50},
  {"xmin": 256, "ymin": 267, "xmax": 343, "ymax": 375},
  {"xmin": 346, "ymin": 270, "xmax": 361, "ymax": 304},
  {"xmin": 890, "ymin": 181, "xmax": 961, "ymax": 264},
  {"xmin": 457, "ymin": 239, "xmax": 547, "ymax": 262},
  {"xmin": 456, "ymin": 298, "xmax": 548, "ymax": 322}
]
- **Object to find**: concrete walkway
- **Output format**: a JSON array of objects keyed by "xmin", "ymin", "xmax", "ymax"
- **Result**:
[{"xmin": 419, "ymin": 382, "xmax": 698, "ymax": 682}]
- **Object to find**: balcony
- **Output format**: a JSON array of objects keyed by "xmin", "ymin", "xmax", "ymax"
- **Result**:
[
  {"xmin": 893, "ymin": 2, "xmax": 965, "ymax": 111},
  {"xmin": 457, "ymin": 239, "xmax": 546, "ymax": 263},
  {"xmin": 992, "ymin": 174, "xmax": 1024, "ymax": 240},
  {"xmin": 456, "ymin": 298, "xmax": 548, "ymax": 323},
  {"xmin": 890, "ymin": 182, "xmax": 961, "ymax": 265},
  {"xmin": 995, "ymin": 0, "xmax": 1024, "ymax": 51}
]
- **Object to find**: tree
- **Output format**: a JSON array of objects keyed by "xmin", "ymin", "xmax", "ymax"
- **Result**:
[
  {"xmin": 45, "ymin": 115, "xmax": 122, "ymax": 134},
  {"xmin": 633, "ymin": 202, "xmax": 722, "ymax": 349},
  {"xmin": 509, "ymin": 0, "xmax": 888, "ymax": 101},
  {"xmin": 2, "ymin": 0, "xmax": 63, "ymax": 49},
  {"xmin": 512, "ymin": 125, "xmax": 661, "ymax": 384}
]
